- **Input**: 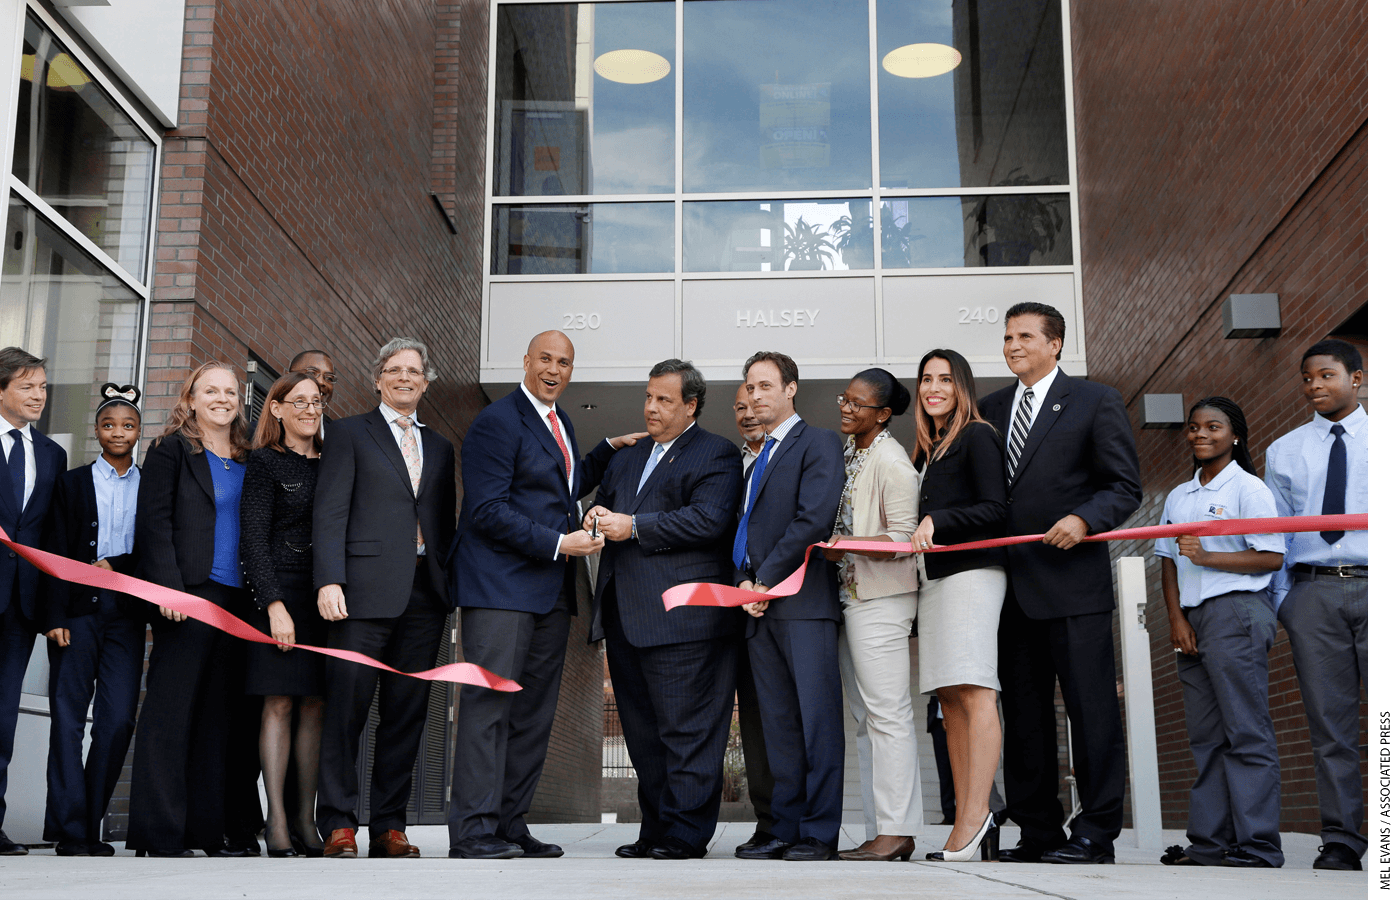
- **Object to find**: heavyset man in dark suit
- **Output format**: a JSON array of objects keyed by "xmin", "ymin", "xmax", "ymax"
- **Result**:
[
  {"xmin": 731, "ymin": 351, "xmax": 845, "ymax": 862},
  {"xmin": 313, "ymin": 338, "xmax": 456, "ymax": 859},
  {"xmin": 587, "ymin": 360, "xmax": 743, "ymax": 861},
  {"xmin": 978, "ymin": 302, "xmax": 1142, "ymax": 864},
  {"xmin": 447, "ymin": 330, "xmax": 640, "ymax": 860},
  {"xmin": 0, "ymin": 347, "xmax": 65, "ymax": 856}
]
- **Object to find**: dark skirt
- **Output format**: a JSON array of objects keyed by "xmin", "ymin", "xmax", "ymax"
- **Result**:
[{"xmin": 245, "ymin": 574, "xmax": 327, "ymax": 697}]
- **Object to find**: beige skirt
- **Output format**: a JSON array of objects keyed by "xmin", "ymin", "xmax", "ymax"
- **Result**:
[{"xmin": 916, "ymin": 565, "xmax": 1006, "ymax": 693}]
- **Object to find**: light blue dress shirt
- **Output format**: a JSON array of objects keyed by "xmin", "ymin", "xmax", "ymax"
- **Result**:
[
  {"xmin": 1264, "ymin": 405, "xmax": 1368, "ymax": 567},
  {"xmin": 93, "ymin": 456, "xmax": 140, "ymax": 561}
]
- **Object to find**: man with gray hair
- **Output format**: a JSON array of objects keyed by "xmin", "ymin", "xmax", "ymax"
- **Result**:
[
  {"xmin": 313, "ymin": 337, "xmax": 456, "ymax": 859},
  {"xmin": 586, "ymin": 359, "xmax": 743, "ymax": 860}
]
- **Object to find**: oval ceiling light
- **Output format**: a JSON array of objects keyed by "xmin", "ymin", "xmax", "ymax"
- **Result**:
[
  {"xmin": 594, "ymin": 49, "xmax": 672, "ymax": 85},
  {"xmin": 882, "ymin": 43, "xmax": 962, "ymax": 78}
]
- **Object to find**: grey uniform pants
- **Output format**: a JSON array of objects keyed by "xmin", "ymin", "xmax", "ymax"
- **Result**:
[
  {"xmin": 1277, "ymin": 572, "xmax": 1368, "ymax": 856},
  {"xmin": 1177, "ymin": 590, "xmax": 1282, "ymax": 866}
]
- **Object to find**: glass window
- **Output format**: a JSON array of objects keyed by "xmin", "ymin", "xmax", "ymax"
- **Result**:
[
  {"xmin": 880, "ymin": 194, "xmax": 1073, "ymax": 268},
  {"xmin": 494, "ymin": 2, "xmax": 676, "ymax": 196},
  {"xmin": 877, "ymin": 0, "xmax": 1069, "ymax": 189},
  {"xmin": 684, "ymin": 0, "xmax": 871, "ymax": 193},
  {"xmin": 13, "ymin": 14, "xmax": 156, "ymax": 278},
  {"xmin": 2, "ymin": 196, "xmax": 142, "ymax": 463},
  {"xmin": 492, "ymin": 202, "xmax": 674, "ymax": 274},
  {"xmin": 683, "ymin": 198, "xmax": 873, "ymax": 272}
]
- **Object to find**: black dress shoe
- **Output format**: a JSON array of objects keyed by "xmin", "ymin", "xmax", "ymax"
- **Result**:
[
  {"xmin": 992, "ymin": 809, "xmax": 1010, "ymax": 827},
  {"xmin": 266, "ymin": 844, "xmax": 298, "ymax": 858},
  {"xmin": 505, "ymin": 832, "xmax": 564, "ymax": 858},
  {"xmin": 615, "ymin": 839, "xmax": 656, "ymax": 859},
  {"xmin": 134, "ymin": 848, "xmax": 195, "ymax": 858},
  {"xmin": 449, "ymin": 835, "xmax": 524, "ymax": 859},
  {"xmin": 0, "ymin": 828, "xmax": 27, "ymax": 855},
  {"xmin": 88, "ymin": 841, "xmax": 116, "ymax": 857},
  {"xmin": 55, "ymin": 841, "xmax": 91, "ymax": 856},
  {"xmin": 782, "ymin": 837, "xmax": 835, "ymax": 861},
  {"xmin": 999, "ymin": 839, "xmax": 1055, "ymax": 863},
  {"xmin": 649, "ymin": 837, "xmax": 704, "ymax": 860},
  {"xmin": 735, "ymin": 836, "xmax": 792, "ymax": 860},
  {"xmin": 735, "ymin": 830, "xmax": 777, "ymax": 853},
  {"xmin": 1042, "ymin": 835, "xmax": 1114, "ymax": 864},
  {"xmin": 1314, "ymin": 842, "xmax": 1362, "ymax": 871},
  {"xmin": 1221, "ymin": 847, "xmax": 1275, "ymax": 868}
]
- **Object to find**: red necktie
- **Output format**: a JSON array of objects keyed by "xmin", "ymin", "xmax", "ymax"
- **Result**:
[{"xmin": 547, "ymin": 410, "xmax": 572, "ymax": 485}]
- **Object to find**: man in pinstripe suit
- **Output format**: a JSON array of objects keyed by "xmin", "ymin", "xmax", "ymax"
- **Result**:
[{"xmin": 587, "ymin": 360, "xmax": 744, "ymax": 861}]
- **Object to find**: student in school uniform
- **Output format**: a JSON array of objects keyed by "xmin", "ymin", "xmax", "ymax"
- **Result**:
[
  {"xmin": 38, "ymin": 385, "xmax": 145, "ymax": 856},
  {"xmin": 1155, "ymin": 397, "xmax": 1284, "ymax": 869}
]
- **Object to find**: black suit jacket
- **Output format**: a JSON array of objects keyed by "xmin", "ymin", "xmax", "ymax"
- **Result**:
[
  {"xmin": 39, "ymin": 462, "xmax": 140, "ymax": 631},
  {"xmin": 587, "ymin": 424, "xmax": 743, "ymax": 648},
  {"xmin": 978, "ymin": 370, "xmax": 1141, "ymax": 619},
  {"xmin": 916, "ymin": 420, "xmax": 1007, "ymax": 580},
  {"xmin": 135, "ymin": 436, "xmax": 227, "ymax": 594},
  {"xmin": 312, "ymin": 409, "xmax": 455, "ymax": 618},
  {"xmin": 0, "ymin": 425, "xmax": 65, "ymax": 620}
]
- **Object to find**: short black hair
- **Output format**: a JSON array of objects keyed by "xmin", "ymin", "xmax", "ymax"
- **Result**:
[
  {"xmin": 1300, "ymin": 338, "xmax": 1363, "ymax": 374},
  {"xmin": 0, "ymin": 346, "xmax": 46, "ymax": 391},
  {"xmin": 289, "ymin": 349, "xmax": 333, "ymax": 370},
  {"xmin": 1004, "ymin": 302, "xmax": 1066, "ymax": 361},
  {"xmin": 648, "ymin": 359, "xmax": 707, "ymax": 418},
  {"xmin": 743, "ymin": 351, "xmax": 799, "ymax": 386}
]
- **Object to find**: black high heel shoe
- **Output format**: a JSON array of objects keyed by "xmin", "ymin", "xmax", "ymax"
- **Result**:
[
  {"xmin": 290, "ymin": 830, "xmax": 323, "ymax": 857},
  {"xmin": 925, "ymin": 812, "xmax": 999, "ymax": 862},
  {"xmin": 134, "ymin": 848, "xmax": 195, "ymax": 858},
  {"xmin": 266, "ymin": 843, "xmax": 298, "ymax": 858}
]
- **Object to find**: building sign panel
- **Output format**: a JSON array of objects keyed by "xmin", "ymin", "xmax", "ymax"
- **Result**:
[
  {"xmin": 682, "ymin": 277, "xmax": 875, "ymax": 362},
  {"xmin": 487, "ymin": 280, "xmax": 675, "ymax": 366},
  {"xmin": 881, "ymin": 272, "xmax": 1078, "ymax": 361}
]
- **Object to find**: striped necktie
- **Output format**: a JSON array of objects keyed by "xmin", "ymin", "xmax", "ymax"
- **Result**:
[{"xmin": 1006, "ymin": 388, "xmax": 1034, "ymax": 484}]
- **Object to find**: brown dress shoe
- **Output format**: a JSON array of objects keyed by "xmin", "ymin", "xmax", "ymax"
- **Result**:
[
  {"xmin": 838, "ymin": 834, "xmax": 915, "ymax": 861},
  {"xmin": 323, "ymin": 828, "xmax": 358, "ymax": 858},
  {"xmin": 369, "ymin": 830, "xmax": 420, "ymax": 858}
]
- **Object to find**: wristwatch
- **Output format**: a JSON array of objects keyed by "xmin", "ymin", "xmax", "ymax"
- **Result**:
[{"xmin": 631, "ymin": 516, "xmax": 638, "ymax": 540}]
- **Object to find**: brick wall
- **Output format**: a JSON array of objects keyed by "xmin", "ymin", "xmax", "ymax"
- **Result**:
[{"xmin": 1071, "ymin": 0, "xmax": 1367, "ymax": 833}]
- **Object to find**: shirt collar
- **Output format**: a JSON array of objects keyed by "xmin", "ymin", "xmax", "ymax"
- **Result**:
[
  {"xmin": 3, "ymin": 421, "xmax": 32, "ymax": 440},
  {"xmin": 1187, "ymin": 459, "xmax": 1240, "ymax": 493},
  {"xmin": 520, "ymin": 382, "xmax": 556, "ymax": 418},
  {"xmin": 1015, "ymin": 366, "xmax": 1060, "ymax": 402},
  {"xmin": 765, "ymin": 412, "xmax": 801, "ymax": 444},
  {"xmin": 1311, "ymin": 403, "xmax": 1366, "ymax": 437},
  {"xmin": 656, "ymin": 420, "xmax": 695, "ymax": 454},
  {"xmin": 379, "ymin": 403, "xmax": 421, "ymax": 427}
]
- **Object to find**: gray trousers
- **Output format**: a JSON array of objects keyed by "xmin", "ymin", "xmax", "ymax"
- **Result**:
[
  {"xmin": 1277, "ymin": 572, "xmax": 1368, "ymax": 855},
  {"xmin": 1177, "ymin": 590, "xmax": 1282, "ymax": 866}
]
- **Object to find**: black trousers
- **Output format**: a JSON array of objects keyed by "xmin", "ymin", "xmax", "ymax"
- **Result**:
[
  {"xmin": 43, "ymin": 593, "xmax": 145, "ymax": 845},
  {"xmin": 733, "ymin": 637, "xmax": 774, "ymax": 834},
  {"xmin": 997, "ymin": 589, "xmax": 1126, "ymax": 848},
  {"xmin": 448, "ymin": 591, "xmax": 570, "ymax": 846},
  {"xmin": 127, "ymin": 580, "xmax": 246, "ymax": 853},
  {"xmin": 0, "ymin": 599, "xmax": 33, "ymax": 832},
  {"xmin": 316, "ymin": 564, "xmax": 446, "ymax": 839},
  {"xmin": 603, "ymin": 588, "xmax": 736, "ymax": 850}
]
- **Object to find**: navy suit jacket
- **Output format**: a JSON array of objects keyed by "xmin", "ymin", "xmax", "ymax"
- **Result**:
[
  {"xmin": 39, "ymin": 462, "xmax": 140, "ymax": 631},
  {"xmin": 733, "ymin": 417, "xmax": 844, "ymax": 622},
  {"xmin": 311, "ymin": 409, "xmax": 456, "ymax": 618},
  {"xmin": 449, "ymin": 386, "xmax": 618, "ymax": 616},
  {"xmin": 978, "ymin": 370, "xmax": 1142, "ymax": 619},
  {"xmin": 587, "ymin": 424, "xmax": 743, "ymax": 648},
  {"xmin": 0, "ymin": 426, "xmax": 65, "ymax": 620}
]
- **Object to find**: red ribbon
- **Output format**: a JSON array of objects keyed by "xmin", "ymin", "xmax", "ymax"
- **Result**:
[
  {"xmin": 664, "ymin": 513, "xmax": 1369, "ymax": 610},
  {"xmin": 0, "ymin": 526, "xmax": 520, "ymax": 692}
]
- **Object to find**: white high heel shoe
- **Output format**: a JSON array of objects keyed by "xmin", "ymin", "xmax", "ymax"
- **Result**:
[{"xmin": 925, "ymin": 811, "xmax": 999, "ymax": 862}]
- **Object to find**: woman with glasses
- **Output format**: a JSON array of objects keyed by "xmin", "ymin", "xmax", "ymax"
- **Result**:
[
  {"xmin": 910, "ymin": 348, "xmax": 1007, "ymax": 863},
  {"xmin": 240, "ymin": 373, "xmax": 329, "ymax": 856},
  {"xmin": 822, "ymin": 369, "xmax": 922, "ymax": 862}
]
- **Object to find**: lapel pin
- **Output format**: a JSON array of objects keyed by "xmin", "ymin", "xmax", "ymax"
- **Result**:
[{"xmin": 1053, "ymin": 404, "xmax": 1062, "ymax": 411}]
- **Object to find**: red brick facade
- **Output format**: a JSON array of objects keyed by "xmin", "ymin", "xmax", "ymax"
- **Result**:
[{"xmin": 1070, "ymin": 0, "xmax": 1367, "ymax": 833}]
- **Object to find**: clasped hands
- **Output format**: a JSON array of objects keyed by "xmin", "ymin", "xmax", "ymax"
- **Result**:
[{"xmin": 582, "ymin": 506, "xmax": 631, "ymax": 543}]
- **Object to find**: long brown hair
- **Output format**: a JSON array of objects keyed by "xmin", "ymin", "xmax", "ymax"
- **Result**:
[
  {"xmin": 911, "ymin": 349, "xmax": 991, "ymax": 465},
  {"xmin": 253, "ymin": 372, "xmax": 325, "ymax": 453},
  {"xmin": 154, "ymin": 362, "xmax": 252, "ymax": 460}
]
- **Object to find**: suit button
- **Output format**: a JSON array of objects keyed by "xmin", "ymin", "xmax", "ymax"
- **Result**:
[
  {"xmin": 90, "ymin": 540, "xmax": 97, "ymax": 546},
  {"xmin": 91, "ymin": 598, "xmax": 98, "ymax": 603},
  {"xmin": 7, "ymin": 551, "xmax": 14, "ymax": 558},
  {"xmin": 91, "ymin": 521, "xmax": 98, "ymax": 527}
]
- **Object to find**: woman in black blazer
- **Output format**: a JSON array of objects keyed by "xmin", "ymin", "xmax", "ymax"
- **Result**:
[
  {"xmin": 241, "ymin": 373, "xmax": 326, "ymax": 856},
  {"xmin": 126, "ymin": 362, "xmax": 253, "ymax": 857},
  {"xmin": 909, "ymin": 349, "xmax": 1008, "ymax": 863}
]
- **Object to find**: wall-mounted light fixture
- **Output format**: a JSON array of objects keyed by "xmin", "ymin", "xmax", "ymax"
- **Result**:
[
  {"xmin": 1140, "ymin": 393, "xmax": 1184, "ymax": 429},
  {"xmin": 1222, "ymin": 293, "xmax": 1281, "ymax": 339}
]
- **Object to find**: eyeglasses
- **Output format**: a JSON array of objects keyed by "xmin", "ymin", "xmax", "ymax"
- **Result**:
[
  {"xmin": 297, "ymin": 367, "xmax": 337, "ymax": 384},
  {"xmin": 836, "ymin": 395, "xmax": 885, "ymax": 412},
  {"xmin": 382, "ymin": 366, "xmax": 425, "ymax": 379},
  {"xmin": 283, "ymin": 398, "xmax": 327, "ymax": 410}
]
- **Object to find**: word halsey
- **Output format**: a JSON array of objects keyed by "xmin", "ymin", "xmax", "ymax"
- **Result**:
[{"xmin": 736, "ymin": 308, "xmax": 821, "ymax": 327}]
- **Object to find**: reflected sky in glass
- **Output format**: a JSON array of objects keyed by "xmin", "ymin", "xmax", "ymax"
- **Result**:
[
  {"xmin": 492, "ymin": 203, "xmax": 674, "ymax": 274},
  {"xmin": 881, "ymin": 194, "xmax": 1073, "ymax": 268},
  {"xmin": 495, "ymin": 3, "xmax": 675, "ymax": 196},
  {"xmin": 684, "ymin": 0, "xmax": 871, "ymax": 192},
  {"xmin": 684, "ymin": 199, "xmax": 873, "ymax": 272}
]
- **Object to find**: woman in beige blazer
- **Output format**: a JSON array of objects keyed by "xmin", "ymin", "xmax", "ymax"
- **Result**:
[{"xmin": 822, "ymin": 368, "xmax": 922, "ymax": 862}]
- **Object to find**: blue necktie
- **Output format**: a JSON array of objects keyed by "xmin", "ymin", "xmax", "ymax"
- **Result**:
[
  {"xmin": 636, "ymin": 442, "xmax": 666, "ymax": 494},
  {"xmin": 1320, "ymin": 423, "xmax": 1347, "ymax": 544},
  {"xmin": 732, "ymin": 437, "xmax": 774, "ymax": 571},
  {"xmin": 6, "ymin": 430, "xmax": 23, "ymax": 512}
]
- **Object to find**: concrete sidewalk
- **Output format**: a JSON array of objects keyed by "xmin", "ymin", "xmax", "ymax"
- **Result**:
[{"xmin": 0, "ymin": 823, "xmax": 1367, "ymax": 899}]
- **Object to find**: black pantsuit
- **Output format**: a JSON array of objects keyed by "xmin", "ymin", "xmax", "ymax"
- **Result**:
[
  {"xmin": 449, "ymin": 592, "xmax": 571, "ymax": 843},
  {"xmin": 317, "ymin": 564, "xmax": 445, "ymax": 838}
]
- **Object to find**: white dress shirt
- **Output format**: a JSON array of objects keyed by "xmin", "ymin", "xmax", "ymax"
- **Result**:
[
  {"xmin": 379, "ymin": 403, "xmax": 426, "ymax": 556},
  {"xmin": 0, "ymin": 422, "xmax": 37, "ymax": 509},
  {"xmin": 1005, "ymin": 366, "xmax": 1061, "ymax": 454},
  {"xmin": 741, "ymin": 412, "xmax": 802, "ymax": 512}
]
